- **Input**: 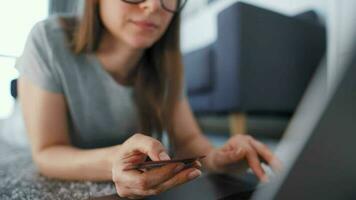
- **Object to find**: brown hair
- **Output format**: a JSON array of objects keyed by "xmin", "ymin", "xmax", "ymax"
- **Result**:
[{"xmin": 60, "ymin": 0, "xmax": 183, "ymax": 139}]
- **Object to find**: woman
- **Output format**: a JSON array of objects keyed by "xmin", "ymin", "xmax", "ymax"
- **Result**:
[{"xmin": 17, "ymin": 0, "xmax": 281, "ymax": 198}]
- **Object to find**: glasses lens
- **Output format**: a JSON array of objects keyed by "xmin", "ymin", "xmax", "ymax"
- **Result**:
[{"xmin": 162, "ymin": 0, "xmax": 187, "ymax": 12}]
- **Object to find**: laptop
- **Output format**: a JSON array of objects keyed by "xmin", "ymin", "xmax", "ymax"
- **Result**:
[{"xmin": 250, "ymin": 44, "xmax": 356, "ymax": 200}]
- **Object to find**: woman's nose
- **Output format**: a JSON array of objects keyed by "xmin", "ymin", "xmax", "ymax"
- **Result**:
[{"xmin": 140, "ymin": 0, "xmax": 161, "ymax": 13}]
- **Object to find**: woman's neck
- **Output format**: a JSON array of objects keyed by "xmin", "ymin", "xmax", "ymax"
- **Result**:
[{"xmin": 95, "ymin": 32, "xmax": 144, "ymax": 81}]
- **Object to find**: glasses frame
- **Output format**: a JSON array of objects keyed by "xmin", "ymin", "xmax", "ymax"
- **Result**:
[{"xmin": 121, "ymin": 0, "xmax": 188, "ymax": 13}]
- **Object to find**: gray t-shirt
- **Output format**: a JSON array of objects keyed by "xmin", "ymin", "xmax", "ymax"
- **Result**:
[{"xmin": 15, "ymin": 16, "xmax": 141, "ymax": 149}]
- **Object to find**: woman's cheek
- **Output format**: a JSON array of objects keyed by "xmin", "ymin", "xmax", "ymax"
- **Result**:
[{"xmin": 158, "ymin": 16, "xmax": 173, "ymax": 36}]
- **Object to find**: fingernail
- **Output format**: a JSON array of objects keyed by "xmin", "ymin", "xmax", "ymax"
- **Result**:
[
  {"xmin": 195, "ymin": 161, "xmax": 202, "ymax": 168},
  {"xmin": 188, "ymin": 169, "xmax": 201, "ymax": 179},
  {"xmin": 174, "ymin": 163, "xmax": 185, "ymax": 173},
  {"xmin": 159, "ymin": 152, "xmax": 171, "ymax": 160}
]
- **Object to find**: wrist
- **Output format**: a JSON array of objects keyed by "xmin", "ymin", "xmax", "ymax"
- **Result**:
[
  {"xmin": 106, "ymin": 145, "xmax": 121, "ymax": 179},
  {"xmin": 202, "ymin": 148, "xmax": 217, "ymax": 172}
]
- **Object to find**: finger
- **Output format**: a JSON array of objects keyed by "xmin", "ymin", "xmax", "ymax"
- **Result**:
[
  {"xmin": 115, "ymin": 163, "xmax": 187, "ymax": 192},
  {"xmin": 250, "ymin": 139, "xmax": 283, "ymax": 172},
  {"xmin": 155, "ymin": 168, "xmax": 202, "ymax": 192},
  {"xmin": 125, "ymin": 167, "xmax": 200, "ymax": 197},
  {"xmin": 131, "ymin": 163, "xmax": 186, "ymax": 190},
  {"xmin": 126, "ymin": 133, "xmax": 170, "ymax": 161},
  {"xmin": 181, "ymin": 160, "xmax": 202, "ymax": 170},
  {"xmin": 221, "ymin": 144, "xmax": 234, "ymax": 152},
  {"xmin": 246, "ymin": 150, "xmax": 268, "ymax": 182},
  {"xmin": 122, "ymin": 151, "xmax": 147, "ymax": 160},
  {"xmin": 193, "ymin": 160, "xmax": 202, "ymax": 168},
  {"xmin": 122, "ymin": 153, "xmax": 147, "ymax": 165},
  {"xmin": 214, "ymin": 148, "xmax": 245, "ymax": 168}
]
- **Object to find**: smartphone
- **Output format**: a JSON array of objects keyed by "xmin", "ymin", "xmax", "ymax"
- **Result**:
[{"xmin": 125, "ymin": 155, "xmax": 206, "ymax": 171}]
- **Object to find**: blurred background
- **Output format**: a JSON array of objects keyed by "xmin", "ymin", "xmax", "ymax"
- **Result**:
[{"xmin": 0, "ymin": 0, "xmax": 354, "ymax": 149}]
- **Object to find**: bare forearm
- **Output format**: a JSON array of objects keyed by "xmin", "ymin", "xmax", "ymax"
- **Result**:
[
  {"xmin": 175, "ymin": 133, "xmax": 214, "ymax": 164},
  {"xmin": 34, "ymin": 145, "xmax": 118, "ymax": 181}
]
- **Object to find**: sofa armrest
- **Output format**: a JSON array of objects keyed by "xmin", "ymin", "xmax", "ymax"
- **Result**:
[
  {"xmin": 183, "ymin": 45, "xmax": 214, "ymax": 95},
  {"xmin": 216, "ymin": 2, "xmax": 326, "ymax": 114}
]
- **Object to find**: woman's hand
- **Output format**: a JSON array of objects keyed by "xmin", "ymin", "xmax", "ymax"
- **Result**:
[
  {"xmin": 111, "ymin": 133, "xmax": 202, "ymax": 199},
  {"xmin": 205, "ymin": 134, "xmax": 282, "ymax": 182}
]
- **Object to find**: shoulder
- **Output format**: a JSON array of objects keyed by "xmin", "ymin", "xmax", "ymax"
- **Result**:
[
  {"xmin": 29, "ymin": 15, "xmax": 76, "ymax": 53},
  {"xmin": 21, "ymin": 15, "xmax": 84, "ymax": 77}
]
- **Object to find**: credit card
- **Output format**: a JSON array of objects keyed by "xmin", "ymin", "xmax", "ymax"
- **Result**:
[{"xmin": 125, "ymin": 155, "xmax": 206, "ymax": 170}]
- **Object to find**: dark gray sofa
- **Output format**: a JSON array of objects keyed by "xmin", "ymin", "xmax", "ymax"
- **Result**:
[{"xmin": 183, "ymin": 2, "xmax": 326, "ymax": 138}]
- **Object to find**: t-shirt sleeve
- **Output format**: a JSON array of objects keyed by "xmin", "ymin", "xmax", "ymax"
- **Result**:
[{"xmin": 15, "ymin": 20, "xmax": 63, "ymax": 93}]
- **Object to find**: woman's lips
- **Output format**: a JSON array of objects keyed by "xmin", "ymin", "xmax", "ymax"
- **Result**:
[{"xmin": 131, "ymin": 20, "xmax": 159, "ymax": 30}]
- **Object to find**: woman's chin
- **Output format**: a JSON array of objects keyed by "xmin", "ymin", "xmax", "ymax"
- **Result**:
[
  {"xmin": 128, "ymin": 38, "xmax": 157, "ymax": 50},
  {"xmin": 129, "ymin": 40, "xmax": 154, "ymax": 49}
]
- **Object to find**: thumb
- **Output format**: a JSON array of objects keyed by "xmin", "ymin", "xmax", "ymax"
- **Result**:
[{"xmin": 125, "ymin": 133, "xmax": 170, "ymax": 161}]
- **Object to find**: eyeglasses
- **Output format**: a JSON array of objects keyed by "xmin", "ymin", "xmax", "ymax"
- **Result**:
[{"xmin": 121, "ymin": 0, "xmax": 188, "ymax": 13}]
